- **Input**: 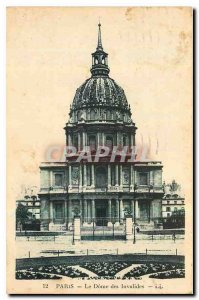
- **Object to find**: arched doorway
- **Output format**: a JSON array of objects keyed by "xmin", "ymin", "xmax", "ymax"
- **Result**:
[{"xmin": 95, "ymin": 166, "xmax": 107, "ymax": 188}]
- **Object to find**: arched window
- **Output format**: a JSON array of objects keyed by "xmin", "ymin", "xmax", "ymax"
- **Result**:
[
  {"xmin": 106, "ymin": 135, "xmax": 113, "ymax": 148},
  {"xmin": 78, "ymin": 110, "xmax": 82, "ymax": 121},
  {"xmin": 89, "ymin": 135, "xmax": 96, "ymax": 151},
  {"xmin": 90, "ymin": 109, "xmax": 95, "ymax": 120},
  {"xmin": 96, "ymin": 166, "xmax": 107, "ymax": 188},
  {"xmin": 123, "ymin": 134, "xmax": 129, "ymax": 146},
  {"xmin": 106, "ymin": 110, "xmax": 111, "ymax": 120}
]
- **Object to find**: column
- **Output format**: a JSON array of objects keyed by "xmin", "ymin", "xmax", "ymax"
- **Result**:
[
  {"xmin": 91, "ymin": 164, "xmax": 95, "ymax": 187},
  {"xmin": 68, "ymin": 133, "xmax": 72, "ymax": 147},
  {"xmin": 150, "ymin": 171, "xmax": 154, "ymax": 186},
  {"xmin": 79, "ymin": 198, "xmax": 83, "ymax": 223},
  {"xmin": 120, "ymin": 199, "xmax": 124, "ymax": 223},
  {"xmin": 64, "ymin": 199, "xmax": 67, "ymax": 227},
  {"xmin": 97, "ymin": 132, "xmax": 100, "ymax": 147},
  {"xmin": 108, "ymin": 199, "xmax": 112, "ymax": 226},
  {"xmin": 108, "ymin": 164, "xmax": 111, "ymax": 187},
  {"xmin": 82, "ymin": 132, "xmax": 86, "ymax": 149},
  {"xmin": 92, "ymin": 199, "xmax": 95, "ymax": 220},
  {"xmin": 102, "ymin": 133, "xmax": 105, "ymax": 146},
  {"xmin": 117, "ymin": 132, "xmax": 120, "ymax": 147},
  {"xmin": 79, "ymin": 165, "xmax": 82, "ymax": 189},
  {"xmin": 115, "ymin": 165, "xmax": 119, "ymax": 186},
  {"xmin": 134, "ymin": 170, "xmax": 137, "ymax": 185},
  {"xmin": 130, "ymin": 165, "xmax": 134, "ymax": 189},
  {"xmin": 50, "ymin": 201, "xmax": 53, "ymax": 223},
  {"xmin": 50, "ymin": 170, "xmax": 53, "ymax": 188},
  {"xmin": 135, "ymin": 200, "xmax": 139, "ymax": 219},
  {"xmin": 68, "ymin": 199, "xmax": 72, "ymax": 226},
  {"xmin": 87, "ymin": 200, "xmax": 91, "ymax": 223},
  {"xmin": 131, "ymin": 200, "xmax": 134, "ymax": 217},
  {"xmin": 83, "ymin": 164, "xmax": 87, "ymax": 187},
  {"xmin": 125, "ymin": 216, "xmax": 133, "ymax": 241},
  {"xmin": 69, "ymin": 165, "xmax": 72, "ymax": 187},
  {"xmin": 131, "ymin": 133, "xmax": 135, "ymax": 147},
  {"xmin": 120, "ymin": 165, "xmax": 123, "ymax": 190},
  {"xmin": 115, "ymin": 199, "xmax": 120, "ymax": 226},
  {"xmin": 83, "ymin": 199, "xmax": 87, "ymax": 223},
  {"xmin": 78, "ymin": 132, "xmax": 81, "ymax": 151},
  {"xmin": 73, "ymin": 217, "xmax": 81, "ymax": 242},
  {"xmin": 148, "ymin": 201, "xmax": 151, "ymax": 223}
]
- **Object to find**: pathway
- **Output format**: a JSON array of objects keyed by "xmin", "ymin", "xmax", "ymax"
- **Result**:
[
  {"xmin": 72, "ymin": 265, "xmax": 97, "ymax": 277},
  {"xmin": 115, "ymin": 264, "xmax": 141, "ymax": 279}
]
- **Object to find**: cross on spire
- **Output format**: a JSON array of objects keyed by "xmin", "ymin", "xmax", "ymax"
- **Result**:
[
  {"xmin": 90, "ymin": 22, "xmax": 110, "ymax": 77},
  {"xmin": 97, "ymin": 22, "xmax": 103, "ymax": 50}
]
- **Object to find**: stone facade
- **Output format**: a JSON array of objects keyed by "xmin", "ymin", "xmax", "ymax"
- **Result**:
[
  {"xmin": 39, "ymin": 24, "xmax": 164, "ymax": 231},
  {"xmin": 162, "ymin": 180, "xmax": 185, "ymax": 218}
]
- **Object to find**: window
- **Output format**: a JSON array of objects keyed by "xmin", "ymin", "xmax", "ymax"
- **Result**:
[
  {"xmin": 174, "ymin": 200, "xmax": 177, "ymax": 204},
  {"xmin": 123, "ymin": 135, "xmax": 126, "ymax": 145},
  {"xmin": 106, "ymin": 110, "xmax": 111, "ymax": 120},
  {"xmin": 167, "ymin": 213, "xmax": 170, "ymax": 217},
  {"xmin": 87, "ymin": 165, "xmax": 91, "ymax": 186},
  {"xmin": 123, "ymin": 134, "xmax": 129, "ymax": 146},
  {"xmin": 167, "ymin": 201, "xmax": 170, "ymax": 204},
  {"xmin": 166, "ymin": 207, "xmax": 171, "ymax": 212},
  {"xmin": 78, "ymin": 111, "xmax": 82, "ymax": 121},
  {"xmin": 182, "ymin": 200, "xmax": 184, "ymax": 204},
  {"xmin": 139, "ymin": 172, "xmax": 148, "ymax": 185},
  {"xmin": 106, "ymin": 135, "xmax": 113, "ymax": 148},
  {"xmin": 90, "ymin": 109, "xmax": 95, "ymax": 120},
  {"xmin": 89, "ymin": 135, "xmax": 96, "ymax": 151},
  {"xmin": 54, "ymin": 174, "xmax": 63, "ymax": 187},
  {"xmin": 96, "ymin": 166, "xmax": 107, "ymax": 188}
]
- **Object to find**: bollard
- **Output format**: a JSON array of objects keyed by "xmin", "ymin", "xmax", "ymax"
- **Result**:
[
  {"xmin": 176, "ymin": 249, "xmax": 178, "ymax": 256},
  {"xmin": 28, "ymin": 251, "xmax": 30, "ymax": 258},
  {"xmin": 27, "ymin": 236, "xmax": 30, "ymax": 242},
  {"xmin": 116, "ymin": 248, "xmax": 118, "ymax": 255}
]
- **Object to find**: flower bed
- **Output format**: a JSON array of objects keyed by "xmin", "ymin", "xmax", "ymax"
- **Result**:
[
  {"xmin": 16, "ymin": 270, "xmax": 61, "ymax": 280},
  {"xmin": 80, "ymin": 262, "xmax": 131, "ymax": 278},
  {"xmin": 149, "ymin": 269, "xmax": 185, "ymax": 279},
  {"xmin": 123, "ymin": 263, "xmax": 185, "ymax": 279},
  {"xmin": 16, "ymin": 265, "xmax": 88, "ymax": 279}
]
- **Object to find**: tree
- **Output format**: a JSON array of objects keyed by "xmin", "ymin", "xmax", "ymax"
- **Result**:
[{"xmin": 16, "ymin": 203, "xmax": 32, "ymax": 227}]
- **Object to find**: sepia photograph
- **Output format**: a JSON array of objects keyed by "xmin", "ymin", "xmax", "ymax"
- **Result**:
[{"xmin": 6, "ymin": 6, "xmax": 193, "ymax": 294}]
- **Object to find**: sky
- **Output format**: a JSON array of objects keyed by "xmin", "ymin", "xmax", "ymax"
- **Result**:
[{"xmin": 7, "ymin": 7, "xmax": 192, "ymax": 197}]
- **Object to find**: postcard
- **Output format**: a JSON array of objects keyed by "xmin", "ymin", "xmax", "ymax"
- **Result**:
[{"xmin": 7, "ymin": 7, "xmax": 193, "ymax": 294}]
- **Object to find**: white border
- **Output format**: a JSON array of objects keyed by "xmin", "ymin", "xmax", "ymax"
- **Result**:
[{"xmin": 1, "ymin": 1, "xmax": 197, "ymax": 299}]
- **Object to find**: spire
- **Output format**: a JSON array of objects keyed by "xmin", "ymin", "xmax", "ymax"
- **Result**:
[
  {"xmin": 97, "ymin": 22, "xmax": 103, "ymax": 50},
  {"xmin": 90, "ymin": 22, "xmax": 110, "ymax": 77}
]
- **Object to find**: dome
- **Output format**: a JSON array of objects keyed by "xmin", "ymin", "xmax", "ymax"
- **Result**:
[
  {"xmin": 68, "ymin": 23, "xmax": 133, "ymax": 125},
  {"xmin": 71, "ymin": 76, "xmax": 129, "ymax": 111}
]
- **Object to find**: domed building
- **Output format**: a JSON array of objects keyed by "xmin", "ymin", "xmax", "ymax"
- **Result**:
[{"xmin": 39, "ymin": 24, "xmax": 164, "ymax": 231}]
